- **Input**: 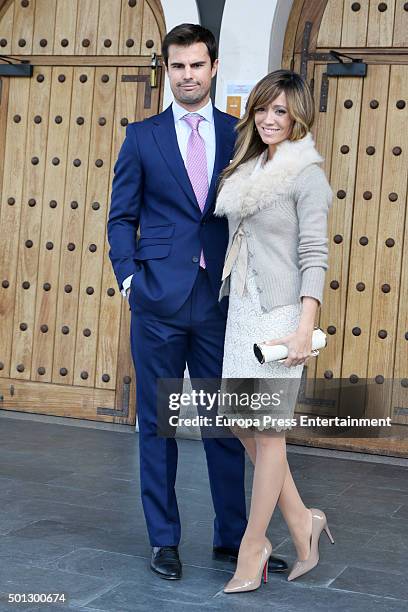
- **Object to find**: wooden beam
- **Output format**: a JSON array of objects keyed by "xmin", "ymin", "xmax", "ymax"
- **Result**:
[{"xmin": 0, "ymin": 0, "xmax": 12, "ymax": 21}]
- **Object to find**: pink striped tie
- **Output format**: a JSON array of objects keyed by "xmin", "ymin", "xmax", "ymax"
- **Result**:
[{"xmin": 182, "ymin": 113, "xmax": 208, "ymax": 268}]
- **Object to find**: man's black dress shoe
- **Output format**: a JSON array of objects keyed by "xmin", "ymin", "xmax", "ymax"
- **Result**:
[
  {"xmin": 151, "ymin": 546, "xmax": 182, "ymax": 579},
  {"xmin": 213, "ymin": 546, "xmax": 288, "ymax": 572}
]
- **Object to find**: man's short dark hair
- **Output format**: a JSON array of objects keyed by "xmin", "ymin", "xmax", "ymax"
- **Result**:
[{"xmin": 162, "ymin": 23, "xmax": 217, "ymax": 67}]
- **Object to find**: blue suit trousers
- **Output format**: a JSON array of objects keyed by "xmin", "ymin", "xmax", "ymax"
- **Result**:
[{"xmin": 130, "ymin": 268, "xmax": 247, "ymax": 547}]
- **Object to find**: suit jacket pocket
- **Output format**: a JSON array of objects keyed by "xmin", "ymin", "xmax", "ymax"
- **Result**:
[{"xmin": 134, "ymin": 244, "xmax": 171, "ymax": 260}]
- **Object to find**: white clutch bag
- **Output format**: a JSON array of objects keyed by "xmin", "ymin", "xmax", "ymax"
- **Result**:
[{"xmin": 253, "ymin": 327, "xmax": 327, "ymax": 364}]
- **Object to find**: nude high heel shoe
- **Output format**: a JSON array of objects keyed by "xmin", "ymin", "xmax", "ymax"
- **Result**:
[
  {"xmin": 287, "ymin": 508, "xmax": 334, "ymax": 581},
  {"xmin": 223, "ymin": 539, "xmax": 272, "ymax": 594}
]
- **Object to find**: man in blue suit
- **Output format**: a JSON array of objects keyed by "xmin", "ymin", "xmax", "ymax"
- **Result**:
[{"xmin": 108, "ymin": 24, "xmax": 287, "ymax": 580}]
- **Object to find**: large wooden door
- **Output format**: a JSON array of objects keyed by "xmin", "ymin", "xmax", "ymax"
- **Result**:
[
  {"xmin": 284, "ymin": 0, "xmax": 408, "ymax": 455},
  {"xmin": 0, "ymin": 0, "xmax": 165, "ymax": 423}
]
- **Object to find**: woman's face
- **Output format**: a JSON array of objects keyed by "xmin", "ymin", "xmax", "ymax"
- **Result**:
[{"xmin": 254, "ymin": 91, "xmax": 294, "ymax": 149}]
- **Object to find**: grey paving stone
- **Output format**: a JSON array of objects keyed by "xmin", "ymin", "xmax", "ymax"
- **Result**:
[
  {"xmin": 0, "ymin": 519, "xmax": 153, "ymax": 567},
  {"xmin": 0, "ymin": 462, "xmax": 75, "ymax": 484},
  {"xmin": 330, "ymin": 566, "xmax": 408, "ymax": 601},
  {"xmin": 358, "ymin": 466, "xmax": 408, "ymax": 492},
  {"xmin": 1, "ymin": 481, "xmax": 108, "ymax": 509},
  {"xmin": 0, "ymin": 417, "xmax": 407, "ymax": 612},
  {"xmin": 315, "ymin": 505, "xmax": 404, "ymax": 534},
  {"xmin": 334, "ymin": 483, "xmax": 408, "ymax": 505},
  {"xmin": 322, "ymin": 491, "xmax": 402, "ymax": 518},
  {"xmin": 53, "ymin": 548, "xmax": 149, "ymax": 580},
  {"xmin": 80, "ymin": 574, "xmax": 408, "ymax": 612},
  {"xmin": 0, "ymin": 512, "xmax": 38, "ymax": 536},
  {"xmin": 364, "ymin": 523, "xmax": 408, "ymax": 555},
  {"xmin": 46, "ymin": 474, "xmax": 140, "ymax": 496},
  {"xmin": 392, "ymin": 504, "xmax": 408, "ymax": 520},
  {"xmin": 273, "ymin": 526, "xmax": 372, "ymax": 563},
  {"xmin": 295, "ymin": 479, "xmax": 352, "ymax": 497},
  {"xmin": 213, "ymin": 582, "xmax": 408, "ymax": 612},
  {"xmin": 289, "ymin": 460, "xmax": 372, "ymax": 484},
  {"xmin": 0, "ymin": 496, "xmax": 145, "ymax": 535},
  {"xmin": 0, "ymin": 560, "xmax": 121, "ymax": 608},
  {"xmin": 83, "ymin": 564, "xmax": 227, "ymax": 610}
]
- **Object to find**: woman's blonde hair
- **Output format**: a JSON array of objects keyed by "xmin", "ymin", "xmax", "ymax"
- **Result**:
[{"xmin": 220, "ymin": 70, "xmax": 315, "ymax": 184}]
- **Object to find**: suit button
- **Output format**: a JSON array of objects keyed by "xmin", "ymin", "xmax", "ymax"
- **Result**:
[
  {"xmin": 201, "ymin": 220, "xmax": 206, "ymax": 226},
  {"xmin": 192, "ymin": 256, "xmax": 199, "ymax": 263}
]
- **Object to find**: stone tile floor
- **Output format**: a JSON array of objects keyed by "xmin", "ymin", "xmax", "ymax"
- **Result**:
[{"xmin": 0, "ymin": 413, "xmax": 407, "ymax": 611}]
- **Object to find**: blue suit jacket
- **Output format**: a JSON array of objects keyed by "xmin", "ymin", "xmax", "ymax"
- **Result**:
[{"xmin": 107, "ymin": 104, "xmax": 238, "ymax": 317}]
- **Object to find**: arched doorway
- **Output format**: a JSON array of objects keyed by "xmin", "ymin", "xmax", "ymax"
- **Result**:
[
  {"xmin": 283, "ymin": 0, "xmax": 408, "ymax": 456},
  {"xmin": 0, "ymin": 0, "xmax": 165, "ymax": 424}
]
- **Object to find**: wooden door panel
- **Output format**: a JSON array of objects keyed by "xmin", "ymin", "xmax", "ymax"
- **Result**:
[
  {"xmin": 0, "ymin": 0, "xmax": 13, "ymax": 55},
  {"xmin": 0, "ymin": 0, "xmax": 164, "ymax": 422},
  {"xmin": 75, "ymin": 0, "xmax": 99, "ymax": 56},
  {"xmin": 367, "ymin": 0, "xmax": 396, "ymax": 48},
  {"xmin": 54, "ymin": 0, "xmax": 78, "ymax": 56},
  {"xmin": 119, "ymin": 0, "xmax": 144, "ymax": 55},
  {"xmin": 2, "ymin": 0, "xmax": 164, "ymax": 57},
  {"xmin": 0, "ymin": 63, "xmax": 162, "ymax": 423},
  {"xmin": 74, "ymin": 67, "xmax": 118, "ymax": 389},
  {"xmin": 2, "ymin": 376, "xmax": 116, "ymax": 419},
  {"xmin": 341, "ymin": 65, "xmax": 390, "ymax": 379},
  {"xmin": 341, "ymin": 0, "xmax": 369, "ymax": 47},
  {"xmin": 11, "ymin": 0, "xmax": 34, "ymax": 54},
  {"xmin": 317, "ymin": 0, "xmax": 343, "ymax": 47},
  {"xmin": 393, "ymin": 0, "xmax": 408, "ymax": 47},
  {"xmin": 367, "ymin": 65, "xmax": 408, "ymax": 381},
  {"xmin": 302, "ymin": 65, "xmax": 338, "ymax": 403},
  {"xmin": 0, "ymin": 75, "xmax": 30, "ymax": 375},
  {"xmin": 316, "ymin": 69, "xmax": 363, "ymax": 378},
  {"xmin": 97, "ymin": 0, "xmax": 122, "ymax": 56},
  {"xmin": 52, "ymin": 66, "xmax": 95, "ymax": 386},
  {"xmin": 31, "ymin": 67, "xmax": 74, "ymax": 382},
  {"xmin": 286, "ymin": 1, "xmax": 408, "ymax": 453},
  {"xmin": 32, "ymin": 0, "xmax": 57, "ymax": 55},
  {"xmin": 11, "ymin": 67, "xmax": 52, "ymax": 380}
]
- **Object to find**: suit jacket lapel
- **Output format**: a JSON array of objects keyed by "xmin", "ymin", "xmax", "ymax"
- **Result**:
[
  {"xmin": 203, "ymin": 107, "xmax": 235, "ymax": 217},
  {"xmin": 152, "ymin": 105, "xmax": 198, "ymax": 209}
]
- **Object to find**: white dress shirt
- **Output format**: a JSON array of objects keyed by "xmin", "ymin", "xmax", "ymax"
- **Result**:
[{"xmin": 122, "ymin": 99, "xmax": 216, "ymax": 297}]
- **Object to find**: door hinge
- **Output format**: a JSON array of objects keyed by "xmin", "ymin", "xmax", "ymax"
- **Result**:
[
  {"xmin": 0, "ymin": 55, "xmax": 33, "ymax": 77},
  {"xmin": 327, "ymin": 50, "xmax": 367, "ymax": 77}
]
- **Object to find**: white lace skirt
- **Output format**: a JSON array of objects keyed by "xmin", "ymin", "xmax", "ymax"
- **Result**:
[{"xmin": 220, "ymin": 268, "xmax": 303, "ymax": 432}]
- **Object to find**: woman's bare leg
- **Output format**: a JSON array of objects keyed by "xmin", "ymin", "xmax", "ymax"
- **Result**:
[
  {"xmin": 231, "ymin": 432, "xmax": 287, "ymax": 579},
  {"xmin": 277, "ymin": 461, "xmax": 312, "ymax": 560},
  {"xmin": 230, "ymin": 425, "xmax": 256, "ymax": 463},
  {"xmin": 232, "ymin": 427, "xmax": 312, "ymax": 563}
]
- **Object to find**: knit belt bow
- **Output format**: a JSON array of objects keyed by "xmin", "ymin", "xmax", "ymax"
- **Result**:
[{"xmin": 221, "ymin": 224, "xmax": 248, "ymax": 297}]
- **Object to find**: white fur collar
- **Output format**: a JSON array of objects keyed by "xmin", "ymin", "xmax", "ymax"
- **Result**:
[{"xmin": 214, "ymin": 132, "xmax": 324, "ymax": 219}]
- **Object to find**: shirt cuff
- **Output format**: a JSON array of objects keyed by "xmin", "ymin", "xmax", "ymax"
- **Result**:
[{"xmin": 121, "ymin": 274, "xmax": 133, "ymax": 297}]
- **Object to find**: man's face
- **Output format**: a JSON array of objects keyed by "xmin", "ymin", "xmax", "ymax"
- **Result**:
[{"xmin": 165, "ymin": 42, "xmax": 218, "ymax": 108}]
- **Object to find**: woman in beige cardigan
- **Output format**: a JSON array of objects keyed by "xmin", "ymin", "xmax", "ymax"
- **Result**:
[{"xmin": 214, "ymin": 70, "xmax": 335, "ymax": 593}]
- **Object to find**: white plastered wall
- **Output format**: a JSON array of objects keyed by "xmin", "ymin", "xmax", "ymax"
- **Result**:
[
  {"xmin": 160, "ymin": 0, "xmax": 200, "ymax": 108},
  {"xmin": 215, "ymin": 0, "xmax": 294, "ymax": 111}
]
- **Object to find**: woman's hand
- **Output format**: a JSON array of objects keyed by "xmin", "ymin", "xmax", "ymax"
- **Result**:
[{"xmin": 264, "ymin": 326, "xmax": 314, "ymax": 368}]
